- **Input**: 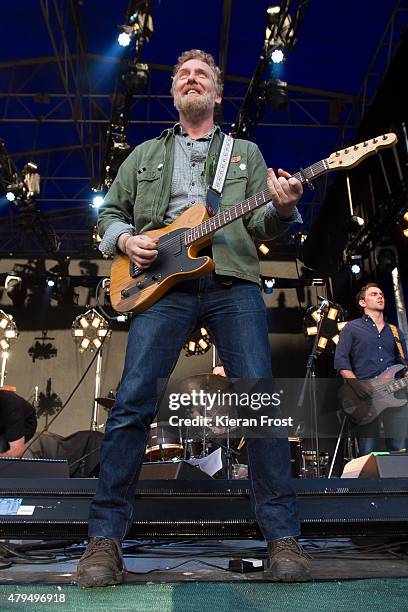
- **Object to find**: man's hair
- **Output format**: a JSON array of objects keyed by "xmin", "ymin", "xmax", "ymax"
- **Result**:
[
  {"xmin": 356, "ymin": 282, "xmax": 382, "ymax": 308},
  {"xmin": 171, "ymin": 49, "xmax": 223, "ymax": 97}
]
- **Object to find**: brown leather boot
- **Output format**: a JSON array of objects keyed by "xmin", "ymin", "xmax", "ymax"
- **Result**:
[
  {"xmin": 265, "ymin": 537, "xmax": 311, "ymax": 582},
  {"xmin": 76, "ymin": 537, "xmax": 124, "ymax": 588}
]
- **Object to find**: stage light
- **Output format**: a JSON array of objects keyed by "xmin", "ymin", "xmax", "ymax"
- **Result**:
[
  {"xmin": 46, "ymin": 278, "xmax": 55, "ymax": 287},
  {"xmin": 4, "ymin": 275, "xmax": 26, "ymax": 307},
  {"xmin": 118, "ymin": 32, "xmax": 131, "ymax": 47},
  {"xmin": 263, "ymin": 278, "xmax": 275, "ymax": 294},
  {"xmin": 404, "ymin": 228, "xmax": 408, "ymax": 238},
  {"xmin": 184, "ymin": 325, "xmax": 213, "ymax": 356},
  {"xmin": 270, "ymin": 48, "xmax": 284, "ymax": 63},
  {"xmin": 71, "ymin": 309, "xmax": 111, "ymax": 353},
  {"xmin": 0, "ymin": 310, "xmax": 19, "ymax": 386},
  {"xmin": 91, "ymin": 194, "xmax": 104, "ymax": 208},
  {"xmin": 6, "ymin": 191, "xmax": 15, "ymax": 202},
  {"xmin": 349, "ymin": 254, "xmax": 363, "ymax": 278},
  {"xmin": 303, "ymin": 301, "xmax": 348, "ymax": 354},
  {"xmin": 403, "ymin": 211, "xmax": 408, "ymax": 223},
  {"xmin": 265, "ymin": 79, "xmax": 288, "ymax": 110},
  {"xmin": 122, "ymin": 62, "xmax": 149, "ymax": 94},
  {"xmin": 351, "ymin": 215, "xmax": 365, "ymax": 228},
  {"xmin": 258, "ymin": 243, "xmax": 270, "ymax": 255}
]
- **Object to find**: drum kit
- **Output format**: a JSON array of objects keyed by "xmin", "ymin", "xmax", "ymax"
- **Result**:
[{"xmin": 96, "ymin": 374, "xmax": 330, "ymax": 479}]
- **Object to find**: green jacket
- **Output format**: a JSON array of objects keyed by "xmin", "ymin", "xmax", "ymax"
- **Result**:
[{"xmin": 98, "ymin": 128, "xmax": 297, "ymax": 284}]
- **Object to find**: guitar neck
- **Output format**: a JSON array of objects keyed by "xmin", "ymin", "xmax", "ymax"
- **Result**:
[
  {"xmin": 386, "ymin": 376, "xmax": 408, "ymax": 394},
  {"xmin": 183, "ymin": 132, "xmax": 397, "ymax": 246},
  {"xmin": 184, "ymin": 158, "xmax": 329, "ymax": 245}
]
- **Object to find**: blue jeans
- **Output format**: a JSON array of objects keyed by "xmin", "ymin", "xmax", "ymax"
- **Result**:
[
  {"xmin": 88, "ymin": 273, "xmax": 300, "ymax": 542},
  {"xmin": 357, "ymin": 403, "xmax": 408, "ymax": 455}
]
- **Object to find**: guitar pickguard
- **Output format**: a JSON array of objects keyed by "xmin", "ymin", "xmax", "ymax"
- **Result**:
[{"xmin": 121, "ymin": 227, "xmax": 208, "ymax": 300}]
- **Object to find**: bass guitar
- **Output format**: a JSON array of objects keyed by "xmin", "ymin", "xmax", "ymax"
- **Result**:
[
  {"xmin": 338, "ymin": 364, "xmax": 408, "ymax": 426},
  {"xmin": 110, "ymin": 133, "xmax": 397, "ymax": 314}
]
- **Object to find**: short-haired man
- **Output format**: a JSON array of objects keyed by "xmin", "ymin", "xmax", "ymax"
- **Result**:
[
  {"xmin": 334, "ymin": 283, "xmax": 408, "ymax": 455},
  {"xmin": 76, "ymin": 50, "xmax": 310, "ymax": 587}
]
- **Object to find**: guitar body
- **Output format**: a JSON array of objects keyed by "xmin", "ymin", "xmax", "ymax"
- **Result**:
[
  {"xmin": 339, "ymin": 364, "xmax": 408, "ymax": 425},
  {"xmin": 110, "ymin": 204, "xmax": 215, "ymax": 314}
]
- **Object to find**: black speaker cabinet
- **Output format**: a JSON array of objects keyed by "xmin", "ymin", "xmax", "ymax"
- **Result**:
[
  {"xmin": 139, "ymin": 461, "xmax": 213, "ymax": 480},
  {"xmin": 0, "ymin": 457, "xmax": 70, "ymax": 478},
  {"xmin": 360, "ymin": 453, "xmax": 408, "ymax": 478}
]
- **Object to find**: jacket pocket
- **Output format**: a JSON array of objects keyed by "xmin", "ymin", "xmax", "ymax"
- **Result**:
[
  {"xmin": 134, "ymin": 167, "xmax": 162, "ymax": 213},
  {"xmin": 221, "ymin": 164, "xmax": 248, "ymax": 209}
]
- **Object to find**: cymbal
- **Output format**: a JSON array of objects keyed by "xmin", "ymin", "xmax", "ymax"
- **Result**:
[
  {"xmin": 95, "ymin": 396, "xmax": 115, "ymax": 409},
  {"xmin": 177, "ymin": 373, "xmax": 232, "ymax": 394}
]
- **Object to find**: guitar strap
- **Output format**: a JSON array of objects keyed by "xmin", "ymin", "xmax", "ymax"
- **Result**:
[
  {"xmin": 206, "ymin": 133, "xmax": 234, "ymax": 216},
  {"xmin": 389, "ymin": 324, "xmax": 408, "ymax": 366}
]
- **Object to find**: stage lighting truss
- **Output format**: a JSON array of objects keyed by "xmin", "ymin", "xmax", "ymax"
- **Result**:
[
  {"xmin": 303, "ymin": 301, "xmax": 348, "ymax": 354},
  {"xmin": 71, "ymin": 309, "xmax": 111, "ymax": 353},
  {"xmin": 184, "ymin": 326, "xmax": 213, "ymax": 357},
  {"xmin": 0, "ymin": 310, "xmax": 19, "ymax": 352}
]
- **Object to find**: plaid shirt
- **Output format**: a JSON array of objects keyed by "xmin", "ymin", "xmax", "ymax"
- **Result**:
[{"xmin": 164, "ymin": 125, "xmax": 215, "ymax": 223}]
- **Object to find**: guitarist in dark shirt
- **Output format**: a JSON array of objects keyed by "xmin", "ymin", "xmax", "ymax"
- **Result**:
[{"xmin": 334, "ymin": 283, "xmax": 408, "ymax": 455}]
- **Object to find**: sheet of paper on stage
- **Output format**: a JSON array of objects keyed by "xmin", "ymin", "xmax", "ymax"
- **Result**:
[{"xmin": 186, "ymin": 447, "xmax": 223, "ymax": 476}]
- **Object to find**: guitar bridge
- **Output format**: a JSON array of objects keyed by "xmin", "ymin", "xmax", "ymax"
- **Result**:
[{"xmin": 129, "ymin": 261, "xmax": 141, "ymax": 278}]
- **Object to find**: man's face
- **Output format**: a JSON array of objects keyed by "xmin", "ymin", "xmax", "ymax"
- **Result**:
[
  {"xmin": 360, "ymin": 287, "xmax": 385, "ymax": 313},
  {"xmin": 172, "ymin": 58, "xmax": 221, "ymax": 120}
]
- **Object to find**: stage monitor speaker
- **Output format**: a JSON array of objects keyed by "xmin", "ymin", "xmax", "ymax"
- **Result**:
[
  {"xmin": 360, "ymin": 453, "xmax": 408, "ymax": 478},
  {"xmin": 139, "ymin": 461, "xmax": 213, "ymax": 480},
  {"xmin": 0, "ymin": 457, "xmax": 70, "ymax": 478}
]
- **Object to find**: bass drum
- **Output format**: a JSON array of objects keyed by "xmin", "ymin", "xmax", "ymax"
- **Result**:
[{"xmin": 144, "ymin": 422, "xmax": 183, "ymax": 462}]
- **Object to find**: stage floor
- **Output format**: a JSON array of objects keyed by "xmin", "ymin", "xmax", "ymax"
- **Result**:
[{"xmin": 1, "ymin": 538, "xmax": 408, "ymax": 585}]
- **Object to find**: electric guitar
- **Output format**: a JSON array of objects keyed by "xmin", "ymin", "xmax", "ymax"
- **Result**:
[
  {"xmin": 339, "ymin": 364, "xmax": 408, "ymax": 426},
  {"xmin": 109, "ymin": 133, "xmax": 397, "ymax": 314}
]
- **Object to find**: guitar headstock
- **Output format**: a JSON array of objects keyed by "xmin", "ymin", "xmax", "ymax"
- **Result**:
[{"xmin": 326, "ymin": 133, "xmax": 397, "ymax": 170}]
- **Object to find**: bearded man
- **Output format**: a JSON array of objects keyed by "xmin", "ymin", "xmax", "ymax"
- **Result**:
[{"xmin": 76, "ymin": 50, "xmax": 310, "ymax": 587}]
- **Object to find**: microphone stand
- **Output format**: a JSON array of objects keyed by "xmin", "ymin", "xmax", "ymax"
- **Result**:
[{"xmin": 296, "ymin": 299, "xmax": 329, "ymax": 478}]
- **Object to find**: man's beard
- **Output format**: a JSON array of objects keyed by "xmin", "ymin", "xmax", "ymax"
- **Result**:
[{"xmin": 174, "ymin": 92, "xmax": 216, "ymax": 121}]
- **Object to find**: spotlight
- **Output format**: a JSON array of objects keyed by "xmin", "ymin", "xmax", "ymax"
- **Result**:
[
  {"xmin": 46, "ymin": 278, "xmax": 55, "ymax": 288},
  {"xmin": 303, "ymin": 301, "xmax": 348, "ymax": 354},
  {"xmin": 263, "ymin": 278, "xmax": 275, "ymax": 294},
  {"xmin": 265, "ymin": 79, "xmax": 288, "ymax": 110},
  {"xmin": 6, "ymin": 191, "xmax": 15, "ymax": 202},
  {"xmin": 258, "ymin": 243, "xmax": 270, "ymax": 255},
  {"xmin": 118, "ymin": 32, "xmax": 131, "ymax": 47},
  {"xmin": 403, "ymin": 211, "xmax": 408, "ymax": 223},
  {"xmin": 349, "ymin": 254, "xmax": 363, "ymax": 279},
  {"xmin": 71, "ymin": 309, "xmax": 111, "ymax": 353},
  {"xmin": 4, "ymin": 275, "xmax": 26, "ymax": 308},
  {"xmin": 351, "ymin": 215, "xmax": 365, "ymax": 229},
  {"xmin": 375, "ymin": 245, "xmax": 398, "ymax": 273},
  {"xmin": 91, "ymin": 194, "xmax": 105, "ymax": 208},
  {"xmin": 122, "ymin": 62, "xmax": 149, "ymax": 94},
  {"xmin": 184, "ymin": 326, "xmax": 213, "ymax": 356},
  {"xmin": 0, "ymin": 310, "xmax": 19, "ymax": 353},
  {"xmin": 270, "ymin": 48, "xmax": 285, "ymax": 63}
]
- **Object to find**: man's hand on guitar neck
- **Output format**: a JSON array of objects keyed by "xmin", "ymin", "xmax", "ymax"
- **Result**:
[
  {"xmin": 117, "ymin": 233, "xmax": 158, "ymax": 270},
  {"xmin": 267, "ymin": 168, "xmax": 303, "ymax": 220}
]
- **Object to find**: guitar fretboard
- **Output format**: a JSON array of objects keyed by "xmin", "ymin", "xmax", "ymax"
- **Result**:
[{"xmin": 184, "ymin": 159, "xmax": 329, "ymax": 245}]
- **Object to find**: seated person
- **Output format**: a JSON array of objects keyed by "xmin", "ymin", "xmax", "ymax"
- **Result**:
[{"xmin": 0, "ymin": 388, "xmax": 37, "ymax": 457}]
